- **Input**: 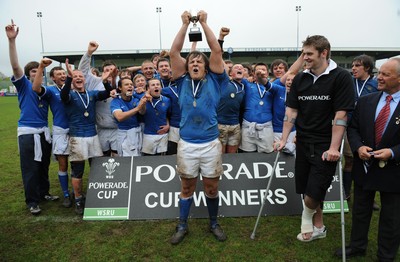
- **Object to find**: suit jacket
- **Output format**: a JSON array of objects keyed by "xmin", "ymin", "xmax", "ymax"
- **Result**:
[{"xmin": 347, "ymin": 91, "xmax": 400, "ymax": 192}]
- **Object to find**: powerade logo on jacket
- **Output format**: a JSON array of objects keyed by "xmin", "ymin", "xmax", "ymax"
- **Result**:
[{"xmin": 297, "ymin": 95, "xmax": 331, "ymax": 101}]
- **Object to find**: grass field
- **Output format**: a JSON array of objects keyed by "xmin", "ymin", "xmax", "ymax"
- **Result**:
[{"xmin": 0, "ymin": 96, "xmax": 385, "ymax": 261}]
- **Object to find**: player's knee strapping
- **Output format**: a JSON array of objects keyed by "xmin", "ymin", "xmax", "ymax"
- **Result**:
[{"xmin": 71, "ymin": 162, "xmax": 85, "ymax": 178}]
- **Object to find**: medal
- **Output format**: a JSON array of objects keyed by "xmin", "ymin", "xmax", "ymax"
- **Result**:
[
  {"xmin": 259, "ymin": 101, "xmax": 264, "ymax": 106},
  {"xmin": 230, "ymin": 93, "xmax": 235, "ymax": 98},
  {"xmin": 379, "ymin": 160, "xmax": 386, "ymax": 168},
  {"xmin": 192, "ymin": 79, "xmax": 203, "ymax": 108},
  {"xmin": 84, "ymin": 111, "xmax": 89, "ymax": 117}
]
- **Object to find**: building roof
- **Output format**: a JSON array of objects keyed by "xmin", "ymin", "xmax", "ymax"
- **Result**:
[{"xmin": 43, "ymin": 47, "xmax": 400, "ymax": 68}]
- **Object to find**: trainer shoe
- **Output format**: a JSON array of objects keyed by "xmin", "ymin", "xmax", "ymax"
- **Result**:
[
  {"xmin": 75, "ymin": 200, "xmax": 85, "ymax": 215},
  {"xmin": 210, "ymin": 224, "xmax": 227, "ymax": 242},
  {"xmin": 63, "ymin": 195, "xmax": 72, "ymax": 208},
  {"xmin": 43, "ymin": 194, "xmax": 60, "ymax": 201},
  {"xmin": 170, "ymin": 226, "xmax": 188, "ymax": 245},
  {"xmin": 312, "ymin": 225, "xmax": 327, "ymax": 240},
  {"xmin": 29, "ymin": 205, "xmax": 41, "ymax": 215},
  {"xmin": 297, "ymin": 226, "xmax": 326, "ymax": 242}
]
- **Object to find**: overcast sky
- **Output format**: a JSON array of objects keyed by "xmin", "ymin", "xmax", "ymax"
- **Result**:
[{"xmin": 1, "ymin": 0, "xmax": 400, "ymax": 76}]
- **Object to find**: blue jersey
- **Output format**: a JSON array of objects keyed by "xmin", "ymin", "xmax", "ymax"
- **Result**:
[
  {"xmin": 176, "ymin": 71, "xmax": 229, "ymax": 143},
  {"xmin": 159, "ymin": 78, "xmax": 175, "ymax": 89},
  {"xmin": 217, "ymin": 79, "xmax": 245, "ymax": 125},
  {"xmin": 61, "ymin": 77, "xmax": 109, "ymax": 137},
  {"xmin": 143, "ymin": 95, "xmax": 171, "ymax": 135},
  {"xmin": 354, "ymin": 77, "xmax": 378, "ymax": 101},
  {"xmin": 161, "ymin": 84, "xmax": 181, "ymax": 128},
  {"xmin": 110, "ymin": 96, "xmax": 141, "ymax": 130},
  {"xmin": 242, "ymin": 79, "xmax": 276, "ymax": 123},
  {"xmin": 271, "ymin": 79, "xmax": 286, "ymax": 132},
  {"xmin": 12, "ymin": 75, "xmax": 49, "ymax": 128},
  {"xmin": 43, "ymin": 85, "xmax": 69, "ymax": 129}
]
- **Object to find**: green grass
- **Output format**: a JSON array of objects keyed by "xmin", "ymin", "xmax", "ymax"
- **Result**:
[{"xmin": 0, "ymin": 96, "xmax": 385, "ymax": 261}]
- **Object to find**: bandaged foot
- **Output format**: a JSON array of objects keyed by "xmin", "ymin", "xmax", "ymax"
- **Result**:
[{"xmin": 297, "ymin": 206, "xmax": 316, "ymax": 242}]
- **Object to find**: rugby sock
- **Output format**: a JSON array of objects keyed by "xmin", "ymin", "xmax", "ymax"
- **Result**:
[
  {"xmin": 206, "ymin": 194, "xmax": 219, "ymax": 228},
  {"xmin": 178, "ymin": 196, "xmax": 193, "ymax": 229},
  {"xmin": 58, "ymin": 171, "xmax": 70, "ymax": 197}
]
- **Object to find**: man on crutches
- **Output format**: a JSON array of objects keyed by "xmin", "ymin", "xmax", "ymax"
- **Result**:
[{"xmin": 276, "ymin": 35, "xmax": 354, "ymax": 243}]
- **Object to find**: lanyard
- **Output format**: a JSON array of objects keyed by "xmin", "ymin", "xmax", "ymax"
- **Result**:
[
  {"xmin": 256, "ymin": 83, "xmax": 266, "ymax": 99},
  {"xmin": 74, "ymin": 90, "xmax": 89, "ymax": 111},
  {"xmin": 161, "ymin": 80, "xmax": 171, "ymax": 88},
  {"xmin": 151, "ymin": 96, "xmax": 162, "ymax": 109},
  {"xmin": 231, "ymin": 80, "xmax": 244, "ymax": 94},
  {"xmin": 192, "ymin": 79, "xmax": 202, "ymax": 98},
  {"xmin": 169, "ymin": 85, "xmax": 179, "ymax": 98},
  {"xmin": 356, "ymin": 76, "xmax": 370, "ymax": 98}
]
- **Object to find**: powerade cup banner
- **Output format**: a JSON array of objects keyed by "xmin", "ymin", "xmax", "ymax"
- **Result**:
[{"xmin": 83, "ymin": 153, "xmax": 347, "ymax": 220}]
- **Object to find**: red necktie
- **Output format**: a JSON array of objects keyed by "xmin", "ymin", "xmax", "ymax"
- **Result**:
[{"xmin": 375, "ymin": 95, "xmax": 392, "ymax": 146}]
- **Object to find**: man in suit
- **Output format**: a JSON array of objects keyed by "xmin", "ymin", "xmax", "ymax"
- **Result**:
[{"xmin": 335, "ymin": 57, "xmax": 400, "ymax": 261}]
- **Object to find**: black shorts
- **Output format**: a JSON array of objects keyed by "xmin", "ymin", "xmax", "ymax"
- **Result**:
[{"xmin": 295, "ymin": 141, "xmax": 338, "ymax": 201}]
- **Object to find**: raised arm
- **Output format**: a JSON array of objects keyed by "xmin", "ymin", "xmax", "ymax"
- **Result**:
[
  {"xmin": 280, "ymin": 52, "xmax": 305, "ymax": 85},
  {"xmin": 78, "ymin": 41, "xmax": 99, "ymax": 75},
  {"xmin": 32, "ymin": 58, "xmax": 52, "ymax": 94},
  {"xmin": 5, "ymin": 19, "xmax": 23, "ymax": 79},
  {"xmin": 197, "ymin": 11, "xmax": 224, "ymax": 74},
  {"xmin": 170, "ymin": 11, "xmax": 191, "ymax": 79}
]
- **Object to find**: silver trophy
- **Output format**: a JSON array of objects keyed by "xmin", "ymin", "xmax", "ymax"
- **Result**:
[{"xmin": 189, "ymin": 15, "xmax": 202, "ymax": 42}]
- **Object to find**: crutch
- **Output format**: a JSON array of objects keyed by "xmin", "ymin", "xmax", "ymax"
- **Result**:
[
  {"xmin": 338, "ymin": 136, "xmax": 346, "ymax": 261},
  {"xmin": 250, "ymin": 150, "xmax": 281, "ymax": 240}
]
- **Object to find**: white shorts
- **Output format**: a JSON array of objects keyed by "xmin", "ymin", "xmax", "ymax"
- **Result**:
[
  {"xmin": 240, "ymin": 120, "xmax": 274, "ymax": 153},
  {"xmin": 177, "ymin": 138, "xmax": 223, "ymax": 179},
  {"xmin": 97, "ymin": 127, "xmax": 118, "ymax": 152},
  {"xmin": 274, "ymin": 131, "xmax": 296, "ymax": 155},
  {"xmin": 168, "ymin": 126, "xmax": 180, "ymax": 143},
  {"xmin": 117, "ymin": 127, "xmax": 142, "ymax": 157},
  {"xmin": 69, "ymin": 135, "xmax": 103, "ymax": 161},
  {"xmin": 142, "ymin": 133, "xmax": 168, "ymax": 154},
  {"xmin": 52, "ymin": 126, "xmax": 70, "ymax": 155},
  {"xmin": 218, "ymin": 124, "xmax": 241, "ymax": 146}
]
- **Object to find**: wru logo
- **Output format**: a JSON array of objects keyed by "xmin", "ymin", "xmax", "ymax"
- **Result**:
[{"xmin": 102, "ymin": 158, "xmax": 120, "ymax": 179}]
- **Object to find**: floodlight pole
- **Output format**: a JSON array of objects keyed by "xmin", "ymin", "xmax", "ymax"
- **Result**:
[
  {"xmin": 156, "ymin": 7, "xmax": 162, "ymax": 52},
  {"xmin": 37, "ymin": 11, "xmax": 47, "ymax": 85},
  {"xmin": 296, "ymin": 6, "xmax": 302, "ymax": 57}
]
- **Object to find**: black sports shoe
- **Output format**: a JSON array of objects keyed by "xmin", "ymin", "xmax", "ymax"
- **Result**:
[
  {"xmin": 29, "ymin": 205, "xmax": 41, "ymax": 215},
  {"xmin": 43, "ymin": 194, "xmax": 60, "ymax": 201},
  {"xmin": 75, "ymin": 200, "xmax": 85, "ymax": 215},
  {"xmin": 63, "ymin": 196, "xmax": 72, "ymax": 208},
  {"xmin": 210, "ymin": 224, "xmax": 227, "ymax": 242},
  {"xmin": 170, "ymin": 226, "xmax": 188, "ymax": 245}
]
